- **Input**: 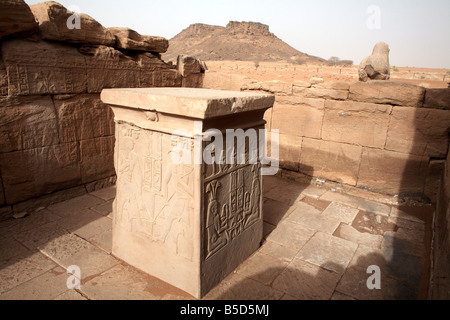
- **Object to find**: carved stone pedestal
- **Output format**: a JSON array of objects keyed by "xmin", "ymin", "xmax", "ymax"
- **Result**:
[{"xmin": 101, "ymin": 88, "xmax": 274, "ymax": 298}]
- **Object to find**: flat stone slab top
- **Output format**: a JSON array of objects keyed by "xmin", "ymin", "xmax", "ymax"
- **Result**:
[{"xmin": 101, "ymin": 87, "xmax": 275, "ymax": 119}]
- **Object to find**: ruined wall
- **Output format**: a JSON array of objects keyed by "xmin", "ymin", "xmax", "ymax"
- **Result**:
[
  {"xmin": 0, "ymin": 1, "xmax": 202, "ymax": 218},
  {"xmin": 432, "ymin": 147, "xmax": 450, "ymax": 299},
  {"xmin": 203, "ymin": 71, "xmax": 450, "ymax": 201}
]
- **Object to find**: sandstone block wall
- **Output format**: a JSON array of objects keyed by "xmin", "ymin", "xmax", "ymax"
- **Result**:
[
  {"xmin": 433, "ymin": 148, "xmax": 450, "ymax": 299},
  {"xmin": 0, "ymin": 1, "xmax": 202, "ymax": 218},
  {"xmin": 203, "ymin": 70, "xmax": 450, "ymax": 201}
]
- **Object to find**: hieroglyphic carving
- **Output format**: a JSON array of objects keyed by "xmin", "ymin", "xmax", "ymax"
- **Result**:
[
  {"xmin": 204, "ymin": 162, "xmax": 262, "ymax": 260},
  {"xmin": 115, "ymin": 122, "xmax": 194, "ymax": 261}
]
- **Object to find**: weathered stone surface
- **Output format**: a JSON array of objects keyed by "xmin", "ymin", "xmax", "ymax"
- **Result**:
[
  {"xmin": 297, "ymin": 232, "xmax": 358, "ymax": 274},
  {"xmin": 272, "ymin": 258, "xmax": 342, "ymax": 300},
  {"xmin": 357, "ymin": 148, "xmax": 428, "ymax": 196},
  {"xmin": 278, "ymin": 133, "xmax": 303, "ymax": 171},
  {"xmin": 300, "ymin": 138, "xmax": 362, "ymax": 186},
  {"xmin": 259, "ymin": 80, "xmax": 293, "ymax": 95},
  {"xmin": 322, "ymin": 100, "xmax": 391, "ymax": 148},
  {"xmin": 322, "ymin": 202, "xmax": 359, "ymax": 225},
  {"xmin": 2, "ymin": 39, "xmax": 87, "ymax": 96},
  {"xmin": 203, "ymin": 70, "xmax": 257, "ymax": 91},
  {"xmin": 293, "ymin": 80, "xmax": 311, "ymax": 89},
  {"xmin": 177, "ymin": 55, "xmax": 206, "ymax": 76},
  {"xmin": 359, "ymin": 42, "xmax": 390, "ymax": 82},
  {"xmin": 333, "ymin": 223, "xmax": 383, "ymax": 249},
  {"xmin": 108, "ymin": 27, "xmax": 169, "ymax": 53},
  {"xmin": 385, "ymin": 107, "xmax": 450, "ymax": 157},
  {"xmin": 287, "ymin": 202, "xmax": 341, "ymax": 234},
  {"xmin": 30, "ymin": 1, "xmax": 115, "ymax": 46},
  {"xmin": 102, "ymin": 87, "xmax": 274, "ymax": 119},
  {"xmin": 83, "ymin": 45, "xmax": 140, "ymax": 92},
  {"xmin": 271, "ymin": 100, "xmax": 324, "ymax": 139},
  {"xmin": 313, "ymin": 81, "xmax": 350, "ymax": 91},
  {"xmin": 80, "ymin": 136, "xmax": 115, "ymax": 184},
  {"xmin": 53, "ymin": 94, "xmax": 114, "ymax": 142},
  {"xmin": 349, "ymin": 81, "xmax": 425, "ymax": 107},
  {"xmin": 0, "ymin": 96, "xmax": 59, "ymax": 153},
  {"xmin": 294, "ymin": 87, "xmax": 348, "ymax": 100},
  {"xmin": 0, "ymin": 143, "xmax": 81, "ymax": 204},
  {"xmin": 103, "ymin": 88, "xmax": 273, "ymax": 298},
  {"xmin": 0, "ymin": 175, "xmax": 5, "ymax": 207},
  {"xmin": 140, "ymin": 53, "xmax": 182, "ymax": 88},
  {"xmin": 0, "ymin": 0, "xmax": 38, "ymax": 39},
  {"xmin": 0, "ymin": 59, "xmax": 7, "ymax": 96},
  {"xmin": 0, "ymin": 251, "xmax": 57, "ymax": 295},
  {"xmin": 424, "ymin": 160, "xmax": 445, "ymax": 203},
  {"xmin": 423, "ymin": 88, "xmax": 450, "ymax": 110}
]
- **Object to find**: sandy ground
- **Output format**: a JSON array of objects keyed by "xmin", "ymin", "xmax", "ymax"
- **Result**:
[{"xmin": 205, "ymin": 61, "xmax": 450, "ymax": 89}]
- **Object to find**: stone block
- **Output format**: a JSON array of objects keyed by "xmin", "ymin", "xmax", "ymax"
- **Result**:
[
  {"xmin": 177, "ymin": 55, "xmax": 206, "ymax": 77},
  {"xmin": 296, "ymin": 232, "xmax": 358, "ymax": 274},
  {"xmin": 2, "ymin": 39, "xmax": 87, "ymax": 96},
  {"xmin": 108, "ymin": 27, "xmax": 169, "ymax": 53},
  {"xmin": 0, "ymin": 96, "xmax": 59, "ymax": 153},
  {"xmin": 0, "ymin": 0, "xmax": 38, "ymax": 39},
  {"xmin": 0, "ymin": 174, "xmax": 5, "ymax": 206},
  {"xmin": 203, "ymin": 71, "xmax": 255, "ymax": 91},
  {"xmin": 84, "ymin": 45, "xmax": 141, "ymax": 93},
  {"xmin": 424, "ymin": 88, "xmax": 450, "ymax": 110},
  {"xmin": 357, "ymin": 148, "xmax": 428, "ymax": 196},
  {"xmin": 278, "ymin": 133, "xmax": 302, "ymax": 171},
  {"xmin": 313, "ymin": 81, "xmax": 350, "ymax": 91},
  {"xmin": 271, "ymin": 99, "xmax": 324, "ymax": 139},
  {"xmin": 424, "ymin": 160, "xmax": 446, "ymax": 204},
  {"xmin": 295, "ymin": 87, "xmax": 349, "ymax": 100},
  {"xmin": 53, "ymin": 94, "xmax": 115, "ymax": 142},
  {"xmin": 101, "ymin": 87, "xmax": 274, "ymax": 298},
  {"xmin": 80, "ymin": 136, "xmax": 116, "ymax": 184},
  {"xmin": 385, "ymin": 107, "xmax": 450, "ymax": 157},
  {"xmin": 260, "ymin": 80, "xmax": 293, "ymax": 95},
  {"xmin": 0, "ymin": 59, "xmax": 7, "ymax": 96},
  {"xmin": 349, "ymin": 81, "xmax": 425, "ymax": 107},
  {"xmin": 30, "ymin": 1, "xmax": 115, "ymax": 46},
  {"xmin": 0, "ymin": 143, "xmax": 81, "ymax": 204},
  {"xmin": 300, "ymin": 138, "xmax": 362, "ymax": 186},
  {"xmin": 322, "ymin": 100, "xmax": 391, "ymax": 148}
]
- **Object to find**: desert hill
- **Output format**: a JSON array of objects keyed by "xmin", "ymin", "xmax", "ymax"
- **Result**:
[{"xmin": 163, "ymin": 21, "xmax": 326, "ymax": 64}]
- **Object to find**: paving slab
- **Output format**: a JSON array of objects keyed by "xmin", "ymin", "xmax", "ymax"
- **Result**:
[
  {"xmin": 296, "ymin": 232, "xmax": 358, "ymax": 274},
  {"xmin": 263, "ymin": 198, "xmax": 296, "ymax": 226},
  {"xmin": 271, "ymin": 258, "xmax": 341, "ymax": 300},
  {"xmin": 81, "ymin": 263, "xmax": 192, "ymax": 300},
  {"xmin": 286, "ymin": 202, "xmax": 340, "ymax": 234},
  {"xmin": 235, "ymin": 252, "xmax": 290, "ymax": 286},
  {"xmin": 0, "ymin": 251, "xmax": 57, "ymax": 295},
  {"xmin": 265, "ymin": 220, "xmax": 315, "ymax": 250},
  {"xmin": 322, "ymin": 202, "xmax": 360, "ymax": 225},
  {"xmin": 203, "ymin": 272, "xmax": 284, "ymax": 300},
  {"xmin": 0, "ymin": 266, "xmax": 68, "ymax": 300},
  {"xmin": 37, "ymin": 232, "xmax": 120, "ymax": 279}
]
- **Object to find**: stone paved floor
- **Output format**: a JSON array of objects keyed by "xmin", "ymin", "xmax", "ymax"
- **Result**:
[{"xmin": 0, "ymin": 175, "xmax": 434, "ymax": 300}]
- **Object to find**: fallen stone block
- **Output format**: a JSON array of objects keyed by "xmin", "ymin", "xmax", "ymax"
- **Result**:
[
  {"xmin": 30, "ymin": 1, "xmax": 116, "ymax": 46},
  {"xmin": 108, "ymin": 27, "xmax": 169, "ymax": 53},
  {"xmin": 0, "ymin": 0, "xmax": 38, "ymax": 39}
]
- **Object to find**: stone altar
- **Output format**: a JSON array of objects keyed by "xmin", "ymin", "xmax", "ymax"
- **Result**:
[{"xmin": 101, "ymin": 88, "xmax": 275, "ymax": 298}]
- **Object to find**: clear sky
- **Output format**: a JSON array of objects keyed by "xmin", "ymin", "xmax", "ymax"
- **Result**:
[{"xmin": 24, "ymin": 0, "xmax": 450, "ymax": 69}]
